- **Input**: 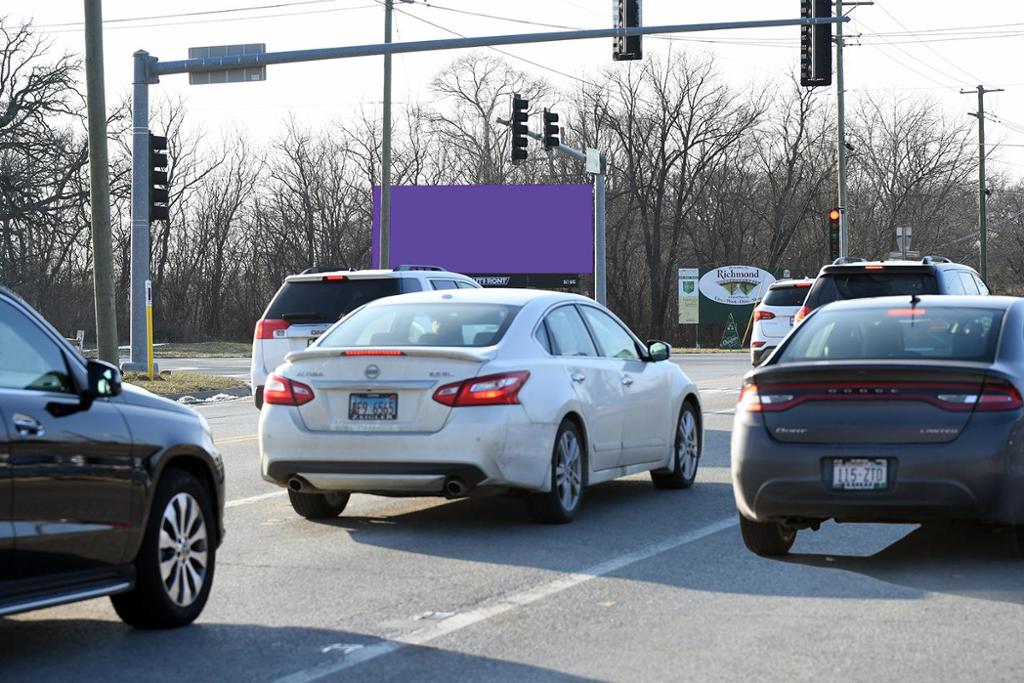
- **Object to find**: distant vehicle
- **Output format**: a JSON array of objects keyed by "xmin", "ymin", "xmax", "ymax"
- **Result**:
[
  {"xmin": 750, "ymin": 279, "xmax": 813, "ymax": 365},
  {"xmin": 0, "ymin": 288, "xmax": 224, "ymax": 626},
  {"xmin": 794, "ymin": 256, "xmax": 989, "ymax": 325},
  {"xmin": 732, "ymin": 295, "xmax": 1024, "ymax": 558},
  {"xmin": 258, "ymin": 288, "xmax": 703, "ymax": 523},
  {"xmin": 251, "ymin": 266, "xmax": 481, "ymax": 408}
]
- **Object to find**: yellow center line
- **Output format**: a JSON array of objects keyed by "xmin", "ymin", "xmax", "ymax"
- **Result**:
[{"xmin": 215, "ymin": 434, "xmax": 258, "ymax": 445}]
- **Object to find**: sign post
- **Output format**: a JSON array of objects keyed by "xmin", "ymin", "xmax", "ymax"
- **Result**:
[
  {"xmin": 678, "ymin": 268, "xmax": 700, "ymax": 349},
  {"xmin": 145, "ymin": 279, "xmax": 154, "ymax": 381}
]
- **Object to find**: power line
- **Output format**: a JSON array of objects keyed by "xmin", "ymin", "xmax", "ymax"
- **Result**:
[
  {"xmin": 873, "ymin": 1, "xmax": 986, "ymax": 86},
  {"xmin": 856, "ymin": 19, "xmax": 963, "ymax": 91},
  {"xmin": 35, "ymin": 0, "xmax": 361, "ymax": 28}
]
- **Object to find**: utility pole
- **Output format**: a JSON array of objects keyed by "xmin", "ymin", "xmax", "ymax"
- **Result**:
[
  {"xmin": 380, "ymin": 0, "xmax": 413, "ymax": 269},
  {"xmin": 963, "ymin": 84, "xmax": 1003, "ymax": 281},
  {"xmin": 83, "ymin": 0, "xmax": 119, "ymax": 364},
  {"xmin": 835, "ymin": 0, "xmax": 849, "ymax": 259}
]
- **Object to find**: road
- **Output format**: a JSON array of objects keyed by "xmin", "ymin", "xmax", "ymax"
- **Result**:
[{"xmin": 3, "ymin": 353, "xmax": 1023, "ymax": 682}]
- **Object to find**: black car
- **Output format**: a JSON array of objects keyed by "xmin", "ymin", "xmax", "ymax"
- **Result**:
[
  {"xmin": 732, "ymin": 295, "xmax": 1024, "ymax": 557},
  {"xmin": 0, "ymin": 288, "xmax": 224, "ymax": 628},
  {"xmin": 794, "ymin": 256, "xmax": 989, "ymax": 324}
]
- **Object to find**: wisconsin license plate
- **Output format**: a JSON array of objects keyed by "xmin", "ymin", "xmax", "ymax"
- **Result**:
[
  {"xmin": 832, "ymin": 458, "xmax": 887, "ymax": 490},
  {"xmin": 349, "ymin": 393, "xmax": 398, "ymax": 421}
]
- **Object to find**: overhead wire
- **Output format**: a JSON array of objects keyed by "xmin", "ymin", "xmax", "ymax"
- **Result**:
[
  {"xmin": 855, "ymin": 18, "xmax": 964, "ymax": 91},
  {"xmin": 34, "ymin": 0, "xmax": 367, "ymax": 28},
  {"xmin": 873, "ymin": 1, "xmax": 986, "ymax": 86}
]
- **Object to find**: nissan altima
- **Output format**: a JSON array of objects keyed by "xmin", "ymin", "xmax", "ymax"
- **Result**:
[
  {"xmin": 732, "ymin": 295, "xmax": 1024, "ymax": 557},
  {"xmin": 258, "ymin": 289, "xmax": 703, "ymax": 523}
]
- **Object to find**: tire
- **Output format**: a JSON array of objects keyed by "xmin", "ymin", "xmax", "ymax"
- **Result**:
[
  {"xmin": 1015, "ymin": 525, "xmax": 1024, "ymax": 559},
  {"xmin": 529, "ymin": 420, "xmax": 585, "ymax": 524},
  {"xmin": 651, "ymin": 402, "xmax": 701, "ymax": 490},
  {"xmin": 287, "ymin": 490, "xmax": 350, "ymax": 519},
  {"xmin": 739, "ymin": 514, "xmax": 797, "ymax": 557},
  {"xmin": 111, "ymin": 469, "xmax": 216, "ymax": 629}
]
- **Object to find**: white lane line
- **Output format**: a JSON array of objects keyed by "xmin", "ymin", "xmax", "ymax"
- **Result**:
[
  {"xmin": 275, "ymin": 515, "xmax": 738, "ymax": 683},
  {"xmin": 225, "ymin": 490, "xmax": 286, "ymax": 508}
]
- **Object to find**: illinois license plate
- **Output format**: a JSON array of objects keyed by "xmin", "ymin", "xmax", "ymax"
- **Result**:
[
  {"xmin": 832, "ymin": 458, "xmax": 887, "ymax": 490},
  {"xmin": 349, "ymin": 393, "xmax": 398, "ymax": 421}
]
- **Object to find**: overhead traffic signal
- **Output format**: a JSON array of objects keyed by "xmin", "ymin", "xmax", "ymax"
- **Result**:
[
  {"xmin": 827, "ymin": 208, "xmax": 841, "ymax": 261},
  {"xmin": 510, "ymin": 94, "xmax": 529, "ymax": 163},
  {"xmin": 800, "ymin": 0, "xmax": 832, "ymax": 87},
  {"xmin": 542, "ymin": 109, "xmax": 560, "ymax": 150},
  {"xmin": 613, "ymin": 0, "xmax": 642, "ymax": 61},
  {"xmin": 149, "ymin": 132, "xmax": 169, "ymax": 222}
]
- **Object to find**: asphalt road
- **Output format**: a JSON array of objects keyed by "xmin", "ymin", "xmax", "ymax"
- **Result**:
[{"xmin": 3, "ymin": 353, "xmax": 1023, "ymax": 682}]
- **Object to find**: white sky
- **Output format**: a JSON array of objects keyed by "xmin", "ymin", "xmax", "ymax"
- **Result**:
[{"xmin": 8, "ymin": 1, "xmax": 1024, "ymax": 177}]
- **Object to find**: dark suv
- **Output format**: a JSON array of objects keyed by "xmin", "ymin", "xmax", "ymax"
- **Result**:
[
  {"xmin": 0, "ymin": 288, "xmax": 224, "ymax": 628},
  {"xmin": 795, "ymin": 256, "xmax": 989, "ymax": 324}
]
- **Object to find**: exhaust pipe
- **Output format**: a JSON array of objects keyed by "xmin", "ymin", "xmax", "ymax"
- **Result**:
[
  {"xmin": 444, "ymin": 477, "xmax": 468, "ymax": 499},
  {"xmin": 288, "ymin": 477, "xmax": 305, "ymax": 493}
]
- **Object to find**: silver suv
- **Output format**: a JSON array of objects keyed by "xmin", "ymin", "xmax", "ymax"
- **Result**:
[{"xmin": 251, "ymin": 266, "xmax": 480, "ymax": 408}]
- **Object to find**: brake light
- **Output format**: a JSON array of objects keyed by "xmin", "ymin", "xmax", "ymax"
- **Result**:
[
  {"xmin": 794, "ymin": 305, "xmax": 812, "ymax": 324},
  {"xmin": 887, "ymin": 308, "xmax": 926, "ymax": 317},
  {"xmin": 976, "ymin": 382, "xmax": 1023, "ymax": 411},
  {"xmin": 323, "ymin": 275, "xmax": 348, "ymax": 281},
  {"xmin": 433, "ymin": 371, "xmax": 530, "ymax": 407},
  {"xmin": 255, "ymin": 318, "xmax": 290, "ymax": 340},
  {"xmin": 753, "ymin": 310, "xmax": 775, "ymax": 322},
  {"xmin": 263, "ymin": 373, "xmax": 315, "ymax": 406},
  {"xmin": 795, "ymin": 282, "xmax": 812, "ymax": 288},
  {"xmin": 342, "ymin": 350, "xmax": 405, "ymax": 356},
  {"xmin": 865, "ymin": 265, "xmax": 884, "ymax": 270},
  {"xmin": 737, "ymin": 384, "xmax": 762, "ymax": 412},
  {"xmin": 751, "ymin": 341, "xmax": 767, "ymax": 349}
]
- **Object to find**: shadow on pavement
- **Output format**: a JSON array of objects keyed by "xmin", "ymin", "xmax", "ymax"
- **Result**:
[
  {"xmin": 784, "ymin": 521, "xmax": 1024, "ymax": 605},
  {"xmin": 0, "ymin": 618, "xmax": 596, "ymax": 683}
]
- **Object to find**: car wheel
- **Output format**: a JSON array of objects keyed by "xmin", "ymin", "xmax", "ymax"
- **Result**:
[
  {"xmin": 651, "ymin": 402, "xmax": 701, "ymax": 490},
  {"xmin": 111, "ymin": 468, "xmax": 215, "ymax": 629},
  {"xmin": 288, "ymin": 490, "xmax": 350, "ymax": 519},
  {"xmin": 529, "ymin": 420, "xmax": 585, "ymax": 524},
  {"xmin": 738, "ymin": 514, "xmax": 796, "ymax": 557}
]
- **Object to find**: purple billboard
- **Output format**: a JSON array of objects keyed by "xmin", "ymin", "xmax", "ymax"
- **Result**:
[{"xmin": 372, "ymin": 184, "xmax": 593, "ymax": 273}]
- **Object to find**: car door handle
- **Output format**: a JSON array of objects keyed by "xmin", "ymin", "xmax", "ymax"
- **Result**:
[
  {"xmin": 570, "ymin": 372, "xmax": 586, "ymax": 383},
  {"xmin": 621, "ymin": 376, "xmax": 634, "ymax": 387},
  {"xmin": 13, "ymin": 413, "xmax": 44, "ymax": 437}
]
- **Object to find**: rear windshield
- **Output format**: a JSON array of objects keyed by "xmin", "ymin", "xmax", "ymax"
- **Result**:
[
  {"xmin": 763, "ymin": 286, "xmax": 810, "ymax": 307},
  {"xmin": 805, "ymin": 272, "xmax": 938, "ymax": 309},
  {"xmin": 265, "ymin": 279, "xmax": 402, "ymax": 323},
  {"xmin": 777, "ymin": 306, "xmax": 1004, "ymax": 363},
  {"xmin": 318, "ymin": 303, "xmax": 521, "ymax": 348}
]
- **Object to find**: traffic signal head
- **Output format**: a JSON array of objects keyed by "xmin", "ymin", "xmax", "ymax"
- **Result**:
[
  {"xmin": 827, "ymin": 207, "xmax": 841, "ymax": 260},
  {"xmin": 800, "ymin": 0, "xmax": 832, "ymax": 87},
  {"xmin": 828, "ymin": 208, "xmax": 841, "ymax": 222},
  {"xmin": 613, "ymin": 0, "xmax": 642, "ymax": 61},
  {"xmin": 149, "ymin": 133, "xmax": 169, "ymax": 222},
  {"xmin": 510, "ymin": 94, "xmax": 529, "ymax": 162},
  {"xmin": 543, "ymin": 109, "xmax": 560, "ymax": 150}
]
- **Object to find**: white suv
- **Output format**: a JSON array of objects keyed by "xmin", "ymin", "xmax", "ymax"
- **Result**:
[
  {"xmin": 750, "ymin": 278, "xmax": 813, "ymax": 366},
  {"xmin": 251, "ymin": 266, "xmax": 480, "ymax": 407}
]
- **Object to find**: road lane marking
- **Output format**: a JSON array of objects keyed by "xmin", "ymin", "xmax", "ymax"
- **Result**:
[
  {"xmin": 274, "ymin": 515, "xmax": 738, "ymax": 683},
  {"xmin": 225, "ymin": 490, "xmax": 286, "ymax": 508},
  {"xmin": 216, "ymin": 434, "xmax": 258, "ymax": 445}
]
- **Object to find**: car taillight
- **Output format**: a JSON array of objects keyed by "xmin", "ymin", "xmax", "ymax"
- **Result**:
[
  {"xmin": 751, "ymin": 341, "xmax": 767, "ymax": 349},
  {"xmin": 976, "ymin": 382, "xmax": 1023, "ymax": 411},
  {"xmin": 737, "ymin": 384, "xmax": 795, "ymax": 412},
  {"xmin": 433, "ymin": 371, "xmax": 530, "ymax": 407},
  {"xmin": 263, "ymin": 373, "xmax": 315, "ymax": 406},
  {"xmin": 737, "ymin": 384, "xmax": 762, "ymax": 412},
  {"xmin": 753, "ymin": 310, "xmax": 775, "ymax": 322},
  {"xmin": 794, "ymin": 305, "xmax": 812, "ymax": 324},
  {"xmin": 342, "ymin": 350, "xmax": 405, "ymax": 356},
  {"xmin": 255, "ymin": 318, "xmax": 290, "ymax": 340}
]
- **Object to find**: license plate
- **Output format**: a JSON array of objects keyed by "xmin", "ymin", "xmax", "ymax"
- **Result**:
[
  {"xmin": 832, "ymin": 458, "xmax": 887, "ymax": 490},
  {"xmin": 349, "ymin": 393, "xmax": 398, "ymax": 421}
]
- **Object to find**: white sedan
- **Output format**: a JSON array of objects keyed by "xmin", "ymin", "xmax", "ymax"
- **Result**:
[{"xmin": 258, "ymin": 288, "xmax": 703, "ymax": 523}]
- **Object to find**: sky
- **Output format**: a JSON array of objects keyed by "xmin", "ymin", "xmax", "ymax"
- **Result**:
[{"xmin": 7, "ymin": 1, "xmax": 1024, "ymax": 177}]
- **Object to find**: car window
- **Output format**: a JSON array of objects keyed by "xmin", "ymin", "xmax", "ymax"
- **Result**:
[
  {"xmin": 266, "ymin": 278, "xmax": 402, "ymax": 323},
  {"xmin": 973, "ymin": 274, "xmax": 990, "ymax": 295},
  {"xmin": 763, "ymin": 286, "xmax": 810, "ymax": 307},
  {"xmin": 805, "ymin": 272, "xmax": 939, "ymax": 308},
  {"xmin": 0, "ymin": 300, "xmax": 75, "ymax": 394},
  {"xmin": 943, "ymin": 272, "xmax": 965, "ymax": 294},
  {"xmin": 319, "ymin": 303, "xmax": 519, "ymax": 347},
  {"xmin": 430, "ymin": 279, "xmax": 458, "ymax": 290},
  {"xmin": 778, "ymin": 305, "xmax": 1003, "ymax": 363},
  {"xmin": 958, "ymin": 272, "xmax": 980, "ymax": 295},
  {"xmin": 579, "ymin": 306, "xmax": 641, "ymax": 361},
  {"xmin": 534, "ymin": 322, "xmax": 553, "ymax": 354},
  {"xmin": 545, "ymin": 306, "xmax": 597, "ymax": 357},
  {"xmin": 455, "ymin": 280, "xmax": 478, "ymax": 289}
]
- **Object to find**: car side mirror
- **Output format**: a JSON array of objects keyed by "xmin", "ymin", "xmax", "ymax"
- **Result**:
[
  {"xmin": 87, "ymin": 359, "xmax": 122, "ymax": 399},
  {"xmin": 647, "ymin": 340, "xmax": 671, "ymax": 362}
]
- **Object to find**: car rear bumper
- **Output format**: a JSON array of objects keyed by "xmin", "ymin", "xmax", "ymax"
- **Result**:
[
  {"xmin": 731, "ymin": 412, "xmax": 1024, "ymax": 525},
  {"xmin": 259, "ymin": 404, "xmax": 558, "ymax": 495}
]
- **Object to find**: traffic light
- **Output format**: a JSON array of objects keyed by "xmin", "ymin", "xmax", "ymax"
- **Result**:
[
  {"xmin": 542, "ymin": 109, "xmax": 560, "ymax": 150},
  {"xmin": 827, "ymin": 207, "xmax": 841, "ymax": 261},
  {"xmin": 149, "ymin": 133, "xmax": 169, "ymax": 222},
  {"xmin": 510, "ymin": 94, "xmax": 529, "ymax": 163},
  {"xmin": 800, "ymin": 0, "xmax": 832, "ymax": 87},
  {"xmin": 613, "ymin": 0, "xmax": 642, "ymax": 61}
]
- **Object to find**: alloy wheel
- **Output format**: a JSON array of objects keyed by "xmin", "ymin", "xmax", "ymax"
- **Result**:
[
  {"xmin": 555, "ymin": 429, "xmax": 583, "ymax": 511},
  {"xmin": 158, "ymin": 492, "xmax": 209, "ymax": 608},
  {"xmin": 678, "ymin": 409, "xmax": 700, "ymax": 480}
]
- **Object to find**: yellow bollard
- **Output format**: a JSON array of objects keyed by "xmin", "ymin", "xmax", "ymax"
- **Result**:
[{"xmin": 145, "ymin": 279, "xmax": 154, "ymax": 381}]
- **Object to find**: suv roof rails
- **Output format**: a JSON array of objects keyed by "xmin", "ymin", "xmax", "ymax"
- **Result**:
[
  {"xmin": 832, "ymin": 257, "xmax": 867, "ymax": 265},
  {"xmin": 921, "ymin": 256, "xmax": 951, "ymax": 264},
  {"xmin": 300, "ymin": 266, "xmax": 344, "ymax": 275},
  {"xmin": 393, "ymin": 264, "xmax": 445, "ymax": 272}
]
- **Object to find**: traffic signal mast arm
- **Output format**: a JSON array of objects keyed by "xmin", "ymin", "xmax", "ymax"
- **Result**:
[{"xmin": 496, "ymin": 116, "xmax": 586, "ymax": 162}]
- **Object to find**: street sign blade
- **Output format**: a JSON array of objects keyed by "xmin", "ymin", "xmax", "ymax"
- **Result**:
[{"xmin": 188, "ymin": 44, "xmax": 267, "ymax": 85}]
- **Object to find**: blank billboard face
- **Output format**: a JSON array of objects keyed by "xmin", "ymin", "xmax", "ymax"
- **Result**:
[{"xmin": 372, "ymin": 184, "xmax": 593, "ymax": 274}]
